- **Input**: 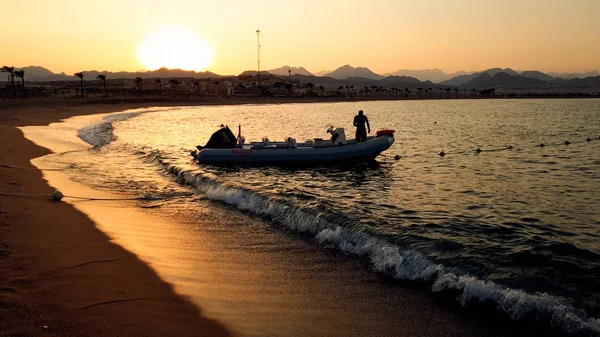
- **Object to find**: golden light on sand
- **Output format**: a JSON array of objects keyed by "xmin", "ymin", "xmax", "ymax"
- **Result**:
[{"xmin": 137, "ymin": 26, "xmax": 214, "ymax": 71}]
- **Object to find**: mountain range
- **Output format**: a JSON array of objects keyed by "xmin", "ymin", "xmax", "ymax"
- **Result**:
[
  {"xmin": 5, "ymin": 65, "xmax": 600, "ymax": 91},
  {"xmin": 12, "ymin": 66, "xmax": 222, "ymax": 81}
]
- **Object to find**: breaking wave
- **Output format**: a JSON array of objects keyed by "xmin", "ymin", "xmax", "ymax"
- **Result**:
[
  {"xmin": 78, "ymin": 111, "xmax": 144, "ymax": 147},
  {"xmin": 148, "ymin": 156, "xmax": 599, "ymax": 336}
]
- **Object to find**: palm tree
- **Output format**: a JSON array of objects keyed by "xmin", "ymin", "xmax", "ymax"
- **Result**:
[
  {"xmin": 454, "ymin": 88, "xmax": 460, "ymax": 97},
  {"xmin": 284, "ymin": 83, "xmax": 293, "ymax": 95},
  {"xmin": 168, "ymin": 79, "xmax": 179, "ymax": 94},
  {"xmin": 193, "ymin": 80, "xmax": 201, "ymax": 94},
  {"xmin": 96, "ymin": 74, "xmax": 107, "ymax": 96},
  {"xmin": 405, "ymin": 88, "xmax": 411, "ymax": 98},
  {"xmin": 306, "ymin": 82, "xmax": 314, "ymax": 93},
  {"xmin": 214, "ymin": 80, "xmax": 220, "ymax": 97},
  {"xmin": 14, "ymin": 70, "xmax": 25, "ymax": 91},
  {"xmin": 417, "ymin": 87, "xmax": 423, "ymax": 98},
  {"xmin": 1, "ymin": 66, "xmax": 16, "ymax": 97},
  {"xmin": 155, "ymin": 79, "xmax": 162, "ymax": 94},
  {"xmin": 319, "ymin": 85, "xmax": 325, "ymax": 96},
  {"xmin": 74, "ymin": 72, "xmax": 84, "ymax": 97},
  {"xmin": 134, "ymin": 77, "xmax": 143, "ymax": 90},
  {"xmin": 350, "ymin": 85, "xmax": 354, "ymax": 95}
]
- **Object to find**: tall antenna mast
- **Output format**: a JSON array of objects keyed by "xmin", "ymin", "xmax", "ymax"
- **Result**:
[{"xmin": 256, "ymin": 29, "xmax": 261, "ymax": 87}]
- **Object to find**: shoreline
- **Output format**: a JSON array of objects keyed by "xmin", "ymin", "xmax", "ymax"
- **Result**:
[
  {"xmin": 0, "ymin": 101, "xmax": 235, "ymax": 336},
  {"xmin": 0, "ymin": 98, "xmax": 589, "ymax": 336}
]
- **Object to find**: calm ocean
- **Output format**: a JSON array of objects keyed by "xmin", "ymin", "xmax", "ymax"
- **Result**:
[{"xmin": 50, "ymin": 99, "xmax": 600, "ymax": 336}]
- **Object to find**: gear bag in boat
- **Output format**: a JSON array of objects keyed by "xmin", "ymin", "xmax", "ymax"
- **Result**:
[{"xmin": 200, "ymin": 125, "xmax": 237, "ymax": 149}]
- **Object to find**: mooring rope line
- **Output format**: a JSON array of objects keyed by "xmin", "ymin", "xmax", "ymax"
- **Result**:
[
  {"xmin": 0, "ymin": 191, "xmax": 194, "ymax": 202},
  {"xmin": 0, "ymin": 164, "xmax": 62, "ymax": 171}
]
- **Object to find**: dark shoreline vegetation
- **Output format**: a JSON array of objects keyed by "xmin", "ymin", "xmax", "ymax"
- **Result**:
[{"xmin": 2, "ymin": 65, "xmax": 599, "ymax": 101}]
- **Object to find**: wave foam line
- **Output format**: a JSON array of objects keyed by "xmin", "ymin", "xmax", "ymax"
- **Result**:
[
  {"xmin": 157, "ymin": 158, "xmax": 600, "ymax": 336},
  {"xmin": 77, "ymin": 108, "xmax": 175, "ymax": 148}
]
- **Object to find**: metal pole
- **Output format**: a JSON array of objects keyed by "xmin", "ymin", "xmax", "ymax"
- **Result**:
[{"xmin": 256, "ymin": 29, "xmax": 261, "ymax": 87}]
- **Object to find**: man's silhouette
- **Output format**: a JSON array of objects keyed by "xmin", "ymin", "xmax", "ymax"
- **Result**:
[{"xmin": 353, "ymin": 110, "xmax": 370, "ymax": 142}]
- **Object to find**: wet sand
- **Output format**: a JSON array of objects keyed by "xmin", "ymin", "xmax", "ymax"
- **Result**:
[{"xmin": 1, "ymin": 97, "xmax": 527, "ymax": 336}]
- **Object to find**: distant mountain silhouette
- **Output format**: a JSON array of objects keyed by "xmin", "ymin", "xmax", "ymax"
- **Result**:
[
  {"xmin": 313, "ymin": 70, "xmax": 332, "ymax": 77},
  {"xmin": 442, "ymin": 68, "xmax": 533, "ymax": 86},
  {"xmin": 485, "ymin": 68, "xmax": 519, "ymax": 76},
  {"xmin": 460, "ymin": 72, "xmax": 547, "ymax": 88},
  {"xmin": 547, "ymin": 71, "xmax": 600, "ymax": 79},
  {"xmin": 239, "ymin": 70, "xmax": 270, "ymax": 76},
  {"xmin": 519, "ymin": 71, "xmax": 555, "ymax": 82},
  {"xmin": 289, "ymin": 74, "xmax": 445, "ymax": 90},
  {"xmin": 324, "ymin": 65, "xmax": 384, "ymax": 80},
  {"xmin": 266, "ymin": 65, "xmax": 313, "ymax": 76},
  {"xmin": 383, "ymin": 68, "xmax": 474, "ymax": 83},
  {"xmin": 9, "ymin": 66, "xmax": 223, "ymax": 81},
  {"xmin": 560, "ymin": 76, "xmax": 600, "ymax": 86}
]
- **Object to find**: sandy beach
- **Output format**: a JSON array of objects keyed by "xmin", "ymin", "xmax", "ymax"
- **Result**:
[
  {"xmin": 0, "ymin": 99, "xmax": 245, "ymax": 336},
  {"xmin": 1, "ymin": 97, "xmax": 580, "ymax": 337}
]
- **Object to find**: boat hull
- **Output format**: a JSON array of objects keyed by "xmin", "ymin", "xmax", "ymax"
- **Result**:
[{"xmin": 196, "ymin": 135, "xmax": 394, "ymax": 165}]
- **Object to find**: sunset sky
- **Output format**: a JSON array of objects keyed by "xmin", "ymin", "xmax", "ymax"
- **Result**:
[{"xmin": 2, "ymin": 0, "xmax": 599, "ymax": 75}]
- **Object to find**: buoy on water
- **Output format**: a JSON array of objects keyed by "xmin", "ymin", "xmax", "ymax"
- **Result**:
[
  {"xmin": 565, "ymin": 141, "xmax": 571, "ymax": 145},
  {"xmin": 475, "ymin": 148, "xmax": 482, "ymax": 153},
  {"xmin": 394, "ymin": 155, "xmax": 401, "ymax": 160},
  {"xmin": 586, "ymin": 138, "xmax": 591, "ymax": 142},
  {"xmin": 539, "ymin": 143, "xmax": 545, "ymax": 147},
  {"xmin": 52, "ymin": 190, "xmax": 64, "ymax": 202},
  {"xmin": 439, "ymin": 151, "xmax": 446, "ymax": 157}
]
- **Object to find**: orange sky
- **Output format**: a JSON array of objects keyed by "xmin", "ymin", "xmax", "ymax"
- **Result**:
[{"xmin": 2, "ymin": 0, "xmax": 599, "ymax": 75}]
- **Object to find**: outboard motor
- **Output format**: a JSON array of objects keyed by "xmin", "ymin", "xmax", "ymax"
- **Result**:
[
  {"xmin": 201, "ymin": 125, "xmax": 237, "ymax": 149},
  {"xmin": 330, "ymin": 128, "xmax": 347, "ymax": 145}
]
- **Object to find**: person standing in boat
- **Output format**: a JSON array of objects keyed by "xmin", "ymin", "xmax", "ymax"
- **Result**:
[{"xmin": 353, "ymin": 110, "xmax": 370, "ymax": 142}]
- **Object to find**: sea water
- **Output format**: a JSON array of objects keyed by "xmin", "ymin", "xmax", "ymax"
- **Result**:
[{"xmin": 51, "ymin": 99, "xmax": 600, "ymax": 335}]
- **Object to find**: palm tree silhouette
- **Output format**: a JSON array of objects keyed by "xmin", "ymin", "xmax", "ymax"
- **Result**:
[
  {"xmin": 168, "ymin": 79, "xmax": 179, "ymax": 94},
  {"xmin": 284, "ymin": 83, "xmax": 293, "ymax": 95},
  {"xmin": 14, "ymin": 70, "xmax": 25, "ymax": 91},
  {"xmin": 74, "ymin": 72, "xmax": 84, "ymax": 97},
  {"xmin": 193, "ymin": 81, "xmax": 201, "ymax": 94},
  {"xmin": 417, "ymin": 87, "xmax": 423, "ymax": 98},
  {"xmin": 96, "ymin": 74, "xmax": 107, "ymax": 96},
  {"xmin": 371, "ymin": 85, "xmax": 378, "ymax": 94},
  {"xmin": 1, "ymin": 66, "xmax": 16, "ymax": 97},
  {"xmin": 306, "ymin": 82, "xmax": 314, "ymax": 93},
  {"xmin": 319, "ymin": 85, "xmax": 325, "ymax": 96},
  {"xmin": 134, "ymin": 77, "xmax": 143, "ymax": 90},
  {"xmin": 214, "ymin": 80, "xmax": 220, "ymax": 97},
  {"xmin": 155, "ymin": 79, "xmax": 162, "ymax": 94}
]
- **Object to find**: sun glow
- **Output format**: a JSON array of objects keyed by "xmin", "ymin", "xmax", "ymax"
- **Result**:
[{"xmin": 137, "ymin": 26, "xmax": 214, "ymax": 71}]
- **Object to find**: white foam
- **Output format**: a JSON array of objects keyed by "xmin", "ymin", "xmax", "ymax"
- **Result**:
[
  {"xmin": 77, "ymin": 108, "xmax": 175, "ymax": 148},
  {"xmin": 154, "ymin": 158, "xmax": 600, "ymax": 335}
]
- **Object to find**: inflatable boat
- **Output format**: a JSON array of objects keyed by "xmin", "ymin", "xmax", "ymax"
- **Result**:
[{"xmin": 191, "ymin": 125, "xmax": 395, "ymax": 166}]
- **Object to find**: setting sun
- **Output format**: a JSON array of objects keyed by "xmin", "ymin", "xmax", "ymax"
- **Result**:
[{"xmin": 136, "ymin": 26, "xmax": 214, "ymax": 71}]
